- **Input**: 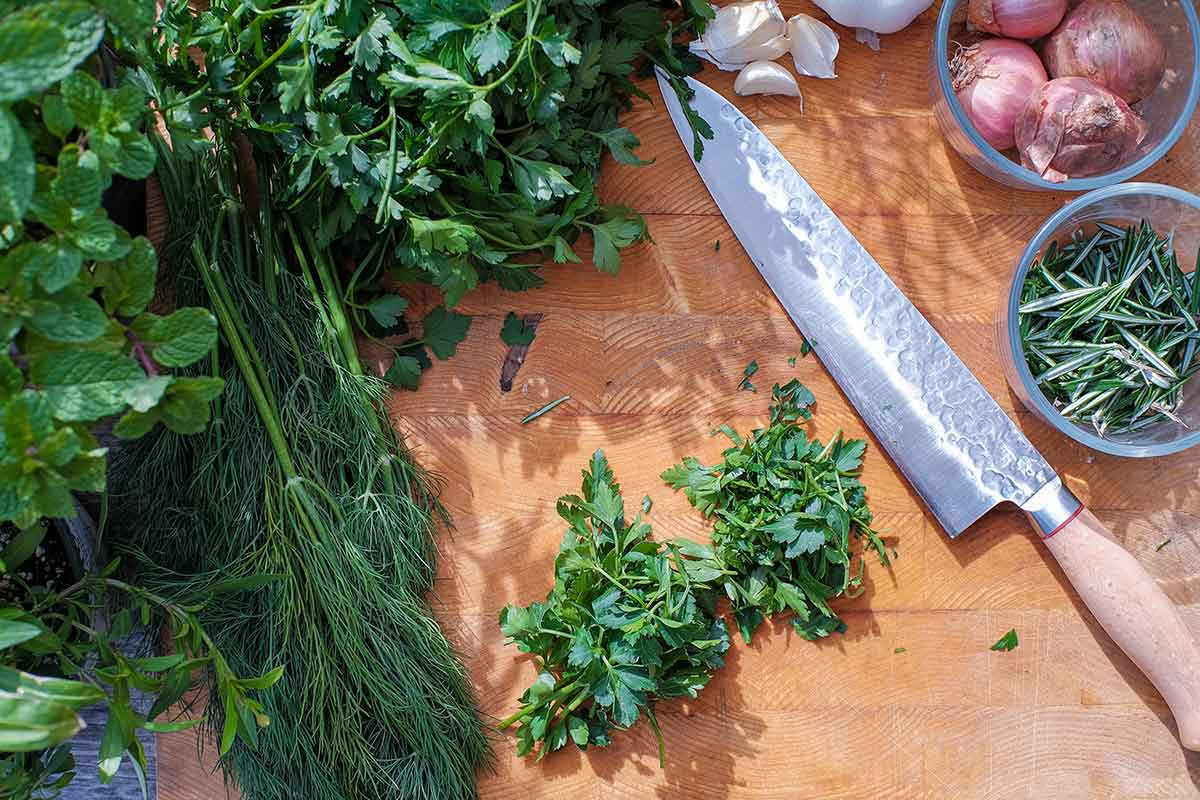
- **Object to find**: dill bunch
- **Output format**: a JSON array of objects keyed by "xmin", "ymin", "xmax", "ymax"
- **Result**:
[{"xmin": 107, "ymin": 142, "xmax": 488, "ymax": 800}]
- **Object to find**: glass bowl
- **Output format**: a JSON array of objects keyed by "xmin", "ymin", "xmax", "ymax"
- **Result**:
[
  {"xmin": 931, "ymin": 0, "xmax": 1200, "ymax": 191},
  {"xmin": 999, "ymin": 183, "xmax": 1200, "ymax": 457}
]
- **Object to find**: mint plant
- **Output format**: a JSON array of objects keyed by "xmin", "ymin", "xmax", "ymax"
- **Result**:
[
  {"xmin": 0, "ymin": 0, "xmax": 222, "ymax": 530},
  {"xmin": 0, "ymin": 3, "xmax": 264, "ymax": 796}
]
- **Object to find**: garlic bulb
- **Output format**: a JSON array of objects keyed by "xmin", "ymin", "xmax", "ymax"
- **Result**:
[
  {"xmin": 699, "ymin": 0, "xmax": 789, "ymax": 64},
  {"xmin": 734, "ymin": 60, "xmax": 803, "ymax": 102},
  {"xmin": 813, "ymin": 0, "xmax": 934, "ymax": 35},
  {"xmin": 788, "ymin": 14, "xmax": 839, "ymax": 78}
]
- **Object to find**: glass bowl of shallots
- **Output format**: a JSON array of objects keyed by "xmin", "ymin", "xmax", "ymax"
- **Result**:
[{"xmin": 930, "ymin": 0, "xmax": 1199, "ymax": 191}]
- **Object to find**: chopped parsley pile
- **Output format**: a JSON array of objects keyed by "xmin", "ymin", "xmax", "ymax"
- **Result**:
[{"xmin": 500, "ymin": 381, "xmax": 890, "ymax": 762}]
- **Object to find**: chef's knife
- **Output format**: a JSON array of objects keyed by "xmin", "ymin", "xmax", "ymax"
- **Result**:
[{"xmin": 655, "ymin": 69, "xmax": 1200, "ymax": 750}]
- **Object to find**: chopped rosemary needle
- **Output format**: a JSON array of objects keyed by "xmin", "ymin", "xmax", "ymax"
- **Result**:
[
  {"xmin": 1155, "ymin": 538, "xmax": 1172, "ymax": 552},
  {"xmin": 520, "ymin": 395, "xmax": 571, "ymax": 424},
  {"xmin": 1018, "ymin": 221, "xmax": 1200, "ymax": 438}
]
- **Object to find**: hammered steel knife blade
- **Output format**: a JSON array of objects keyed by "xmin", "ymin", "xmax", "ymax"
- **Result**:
[{"xmin": 655, "ymin": 69, "xmax": 1200, "ymax": 750}]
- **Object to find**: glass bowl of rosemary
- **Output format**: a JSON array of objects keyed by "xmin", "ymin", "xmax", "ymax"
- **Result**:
[{"xmin": 1001, "ymin": 183, "xmax": 1200, "ymax": 457}]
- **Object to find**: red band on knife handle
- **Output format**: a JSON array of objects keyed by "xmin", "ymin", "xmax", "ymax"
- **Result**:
[{"xmin": 1043, "ymin": 505, "xmax": 1084, "ymax": 539}]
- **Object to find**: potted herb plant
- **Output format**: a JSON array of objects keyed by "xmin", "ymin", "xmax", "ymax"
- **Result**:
[{"xmin": 1, "ymin": 2, "xmax": 281, "ymax": 797}]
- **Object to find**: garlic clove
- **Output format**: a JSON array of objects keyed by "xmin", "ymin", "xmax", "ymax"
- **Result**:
[
  {"xmin": 702, "ymin": 0, "xmax": 789, "ymax": 64},
  {"xmin": 734, "ymin": 60, "xmax": 804, "ymax": 103},
  {"xmin": 688, "ymin": 36, "xmax": 789, "ymax": 72},
  {"xmin": 788, "ymin": 14, "xmax": 839, "ymax": 78}
]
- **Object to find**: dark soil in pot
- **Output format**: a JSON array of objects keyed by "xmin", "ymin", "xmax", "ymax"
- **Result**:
[{"xmin": 0, "ymin": 520, "xmax": 74, "ymax": 601}]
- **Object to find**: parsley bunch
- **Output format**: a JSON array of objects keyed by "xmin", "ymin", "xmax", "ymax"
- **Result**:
[
  {"xmin": 498, "ymin": 451, "xmax": 731, "ymax": 765},
  {"xmin": 140, "ymin": 0, "xmax": 712, "ymax": 387},
  {"xmin": 664, "ymin": 380, "xmax": 890, "ymax": 643}
]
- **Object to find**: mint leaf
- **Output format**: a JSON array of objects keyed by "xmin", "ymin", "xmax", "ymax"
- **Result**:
[
  {"xmin": 60, "ymin": 69, "xmax": 104, "ymax": 128},
  {"xmin": 109, "ymin": 134, "xmax": 155, "ymax": 180},
  {"xmin": 53, "ymin": 145, "xmax": 103, "ymax": 211},
  {"xmin": 12, "ymin": 240, "xmax": 82, "ymax": 294},
  {"xmin": 30, "ymin": 350, "xmax": 169, "ymax": 421},
  {"xmin": 27, "ymin": 288, "xmax": 108, "ymax": 342},
  {"xmin": 67, "ymin": 208, "xmax": 131, "ymax": 261},
  {"xmin": 0, "ymin": 108, "xmax": 34, "ymax": 224},
  {"xmin": 130, "ymin": 308, "xmax": 218, "ymax": 368},
  {"xmin": 0, "ymin": 2, "xmax": 105, "ymax": 103},
  {"xmin": 500, "ymin": 312, "xmax": 535, "ymax": 347},
  {"xmin": 114, "ymin": 376, "xmax": 224, "ymax": 438},
  {"xmin": 98, "ymin": 236, "xmax": 156, "ymax": 316},
  {"xmin": 91, "ymin": 0, "xmax": 155, "ymax": 42},
  {"xmin": 0, "ymin": 354, "xmax": 20, "ymax": 400},
  {"xmin": 421, "ymin": 306, "xmax": 471, "ymax": 360}
]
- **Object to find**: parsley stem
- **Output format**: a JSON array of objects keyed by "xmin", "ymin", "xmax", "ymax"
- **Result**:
[
  {"xmin": 462, "ymin": 0, "xmax": 528, "ymax": 29},
  {"xmin": 496, "ymin": 681, "xmax": 580, "ymax": 729},
  {"xmin": 374, "ymin": 102, "xmax": 398, "ymax": 225},
  {"xmin": 233, "ymin": 27, "xmax": 302, "ymax": 95},
  {"xmin": 537, "ymin": 627, "xmax": 572, "ymax": 638},
  {"xmin": 593, "ymin": 564, "xmax": 643, "ymax": 607}
]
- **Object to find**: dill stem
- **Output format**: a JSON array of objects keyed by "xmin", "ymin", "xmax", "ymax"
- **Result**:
[{"xmin": 191, "ymin": 240, "xmax": 298, "ymax": 480}]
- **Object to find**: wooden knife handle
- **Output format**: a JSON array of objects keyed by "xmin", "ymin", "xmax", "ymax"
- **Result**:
[{"xmin": 1041, "ymin": 507, "xmax": 1200, "ymax": 751}]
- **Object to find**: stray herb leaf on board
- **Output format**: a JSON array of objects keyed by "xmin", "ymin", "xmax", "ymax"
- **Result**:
[
  {"xmin": 991, "ymin": 629, "xmax": 1019, "ymax": 652},
  {"xmin": 501, "ymin": 312, "xmax": 536, "ymax": 347},
  {"xmin": 738, "ymin": 360, "xmax": 758, "ymax": 392},
  {"xmin": 521, "ymin": 395, "xmax": 570, "ymax": 424}
]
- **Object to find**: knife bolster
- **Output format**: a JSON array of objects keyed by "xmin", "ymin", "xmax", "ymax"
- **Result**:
[{"xmin": 1020, "ymin": 477, "xmax": 1083, "ymax": 537}]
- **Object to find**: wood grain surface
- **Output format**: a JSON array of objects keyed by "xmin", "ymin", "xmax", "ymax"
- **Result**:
[{"xmin": 159, "ymin": 1, "xmax": 1200, "ymax": 797}]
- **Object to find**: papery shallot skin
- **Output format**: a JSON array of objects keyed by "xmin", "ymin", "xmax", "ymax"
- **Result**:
[
  {"xmin": 1015, "ymin": 76, "xmax": 1147, "ymax": 182},
  {"xmin": 952, "ymin": 39, "xmax": 1048, "ymax": 150},
  {"xmin": 1042, "ymin": 0, "xmax": 1166, "ymax": 104}
]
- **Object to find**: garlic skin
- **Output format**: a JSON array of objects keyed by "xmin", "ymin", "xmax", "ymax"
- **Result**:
[
  {"xmin": 813, "ymin": 0, "xmax": 934, "ymax": 35},
  {"xmin": 700, "ymin": 0, "xmax": 789, "ymax": 63},
  {"xmin": 788, "ymin": 14, "xmax": 839, "ymax": 78},
  {"xmin": 734, "ymin": 60, "xmax": 803, "ymax": 102}
]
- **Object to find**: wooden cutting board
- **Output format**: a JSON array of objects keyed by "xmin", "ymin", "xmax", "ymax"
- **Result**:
[{"xmin": 157, "ymin": 1, "xmax": 1200, "ymax": 797}]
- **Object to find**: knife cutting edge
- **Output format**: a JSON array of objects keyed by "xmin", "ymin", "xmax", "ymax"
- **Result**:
[{"xmin": 654, "ymin": 68, "xmax": 1200, "ymax": 751}]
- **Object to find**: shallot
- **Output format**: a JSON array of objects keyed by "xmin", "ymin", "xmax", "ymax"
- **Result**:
[
  {"xmin": 1042, "ymin": 0, "xmax": 1166, "ymax": 104},
  {"xmin": 1015, "ymin": 76, "xmax": 1146, "ymax": 182},
  {"xmin": 951, "ymin": 39, "xmax": 1048, "ymax": 151},
  {"xmin": 967, "ymin": 0, "xmax": 1067, "ymax": 40}
]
